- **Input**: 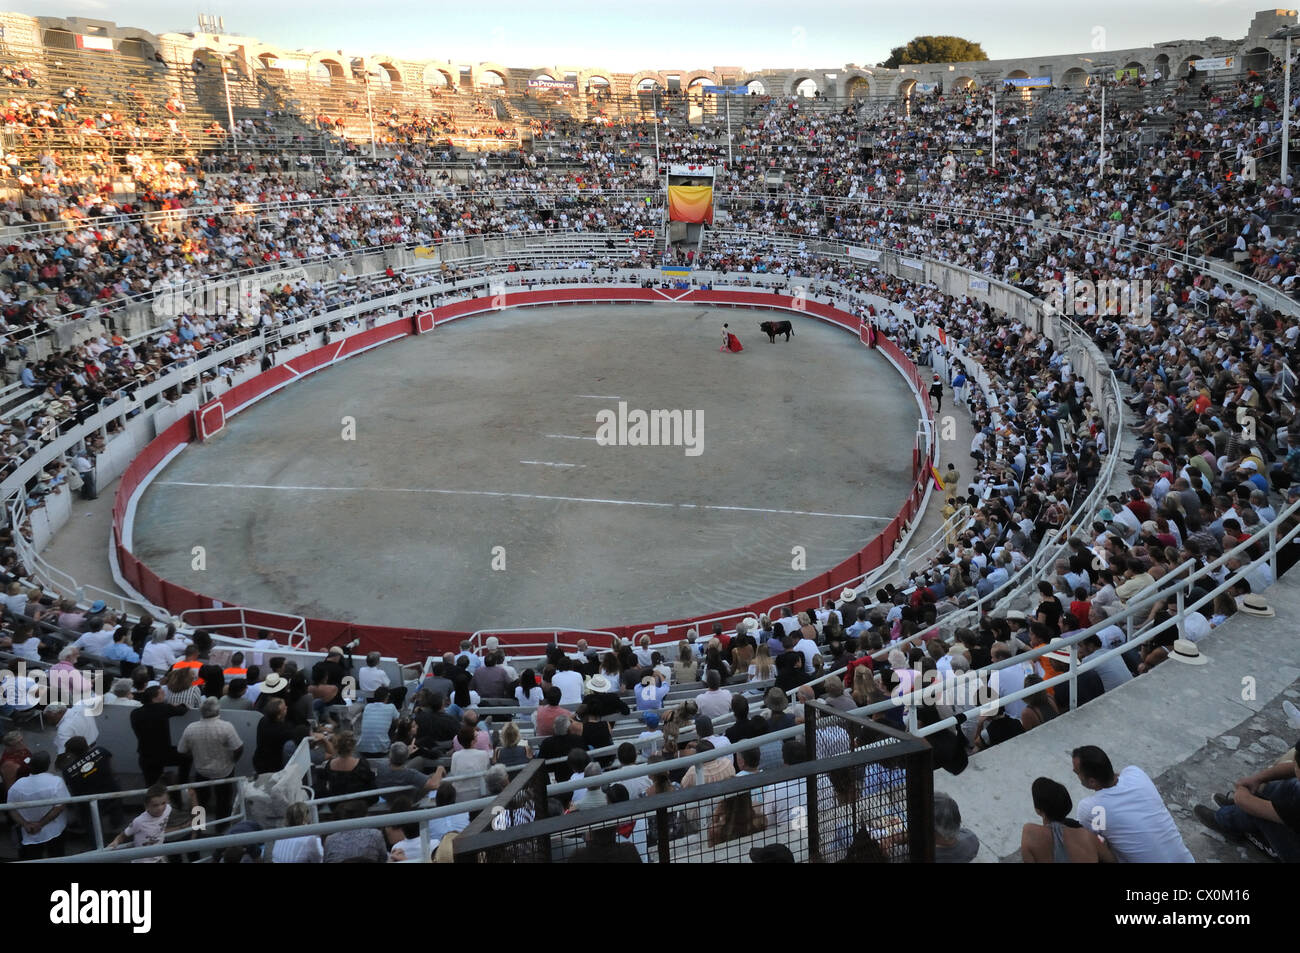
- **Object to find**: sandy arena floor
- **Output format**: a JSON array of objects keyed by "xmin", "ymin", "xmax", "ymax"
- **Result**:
[{"xmin": 131, "ymin": 303, "xmax": 922, "ymax": 632}]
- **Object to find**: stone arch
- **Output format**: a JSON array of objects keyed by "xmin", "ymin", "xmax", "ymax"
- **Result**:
[
  {"xmin": 371, "ymin": 57, "xmax": 404, "ymax": 87},
  {"xmin": 474, "ymin": 62, "xmax": 510, "ymax": 89},
  {"xmin": 583, "ymin": 70, "xmax": 613, "ymax": 95},
  {"xmin": 423, "ymin": 63, "xmax": 455, "ymax": 88},
  {"xmin": 1006, "ymin": 69, "xmax": 1031, "ymax": 80},
  {"xmin": 683, "ymin": 69, "xmax": 717, "ymax": 90},
  {"xmin": 630, "ymin": 70, "xmax": 666, "ymax": 94},
  {"xmin": 745, "ymin": 78, "xmax": 767, "ymax": 95},
  {"xmin": 1242, "ymin": 46, "xmax": 1273, "ymax": 73},
  {"xmin": 1180, "ymin": 53, "xmax": 1206, "ymax": 77},
  {"xmin": 117, "ymin": 34, "xmax": 157, "ymax": 60},
  {"xmin": 952, "ymin": 76, "xmax": 975, "ymax": 90},
  {"xmin": 1153, "ymin": 53, "xmax": 1170, "ymax": 77},
  {"xmin": 1121, "ymin": 60, "xmax": 1145, "ymax": 77},
  {"xmin": 844, "ymin": 75, "xmax": 870, "ymax": 98},
  {"xmin": 790, "ymin": 75, "xmax": 819, "ymax": 97},
  {"xmin": 309, "ymin": 53, "xmax": 347, "ymax": 83},
  {"xmin": 1060, "ymin": 67, "xmax": 1089, "ymax": 89},
  {"xmin": 897, "ymin": 77, "xmax": 917, "ymax": 99}
]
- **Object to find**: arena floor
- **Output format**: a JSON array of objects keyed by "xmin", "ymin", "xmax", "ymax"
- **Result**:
[{"xmin": 130, "ymin": 303, "xmax": 923, "ymax": 633}]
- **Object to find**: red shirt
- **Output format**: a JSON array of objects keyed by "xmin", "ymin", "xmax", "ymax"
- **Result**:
[{"xmin": 843, "ymin": 653, "xmax": 875, "ymax": 687}]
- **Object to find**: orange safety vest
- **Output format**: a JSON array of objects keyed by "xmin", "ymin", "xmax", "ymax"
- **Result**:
[
  {"xmin": 171, "ymin": 658, "xmax": 205, "ymax": 687},
  {"xmin": 223, "ymin": 667, "xmax": 247, "ymax": 678}
]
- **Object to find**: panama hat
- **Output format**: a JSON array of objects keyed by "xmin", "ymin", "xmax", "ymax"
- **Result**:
[
  {"xmin": 585, "ymin": 673, "xmax": 612, "ymax": 694},
  {"xmin": 1167, "ymin": 639, "xmax": 1209, "ymax": 666},
  {"xmin": 1239, "ymin": 594, "xmax": 1274, "ymax": 617},
  {"xmin": 260, "ymin": 672, "xmax": 288, "ymax": 694},
  {"xmin": 840, "ymin": 588, "xmax": 859, "ymax": 603}
]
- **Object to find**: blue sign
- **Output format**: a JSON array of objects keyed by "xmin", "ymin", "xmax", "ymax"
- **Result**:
[
  {"xmin": 1001, "ymin": 76, "xmax": 1052, "ymax": 88},
  {"xmin": 702, "ymin": 84, "xmax": 748, "ymax": 95}
]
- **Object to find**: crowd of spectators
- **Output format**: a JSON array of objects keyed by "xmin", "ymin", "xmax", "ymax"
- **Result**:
[{"xmin": 0, "ymin": 47, "xmax": 1299, "ymax": 862}]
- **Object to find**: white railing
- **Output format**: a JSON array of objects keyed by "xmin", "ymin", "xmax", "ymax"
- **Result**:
[
  {"xmin": 177, "ymin": 607, "xmax": 310, "ymax": 650},
  {"xmin": 878, "ymin": 496, "xmax": 1300, "ymax": 737}
]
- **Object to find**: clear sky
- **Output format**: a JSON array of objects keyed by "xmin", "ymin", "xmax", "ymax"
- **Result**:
[{"xmin": 12, "ymin": 0, "xmax": 1280, "ymax": 70}]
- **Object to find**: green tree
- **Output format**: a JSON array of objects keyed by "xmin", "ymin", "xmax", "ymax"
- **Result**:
[{"xmin": 881, "ymin": 36, "xmax": 988, "ymax": 70}]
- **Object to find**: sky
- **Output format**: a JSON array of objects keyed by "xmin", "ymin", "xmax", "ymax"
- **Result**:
[{"xmin": 13, "ymin": 0, "xmax": 1282, "ymax": 71}]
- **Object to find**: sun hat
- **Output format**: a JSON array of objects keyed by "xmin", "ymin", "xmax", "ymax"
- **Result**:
[
  {"xmin": 260, "ymin": 672, "xmax": 288, "ymax": 694},
  {"xmin": 840, "ymin": 588, "xmax": 858, "ymax": 603},
  {"xmin": 1239, "ymin": 594, "xmax": 1274, "ymax": 617},
  {"xmin": 1167, "ymin": 639, "xmax": 1209, "ymax": 666},
  {"xmin": 585, "ymin": 673, "xmax": 612, "ymax": 694}
]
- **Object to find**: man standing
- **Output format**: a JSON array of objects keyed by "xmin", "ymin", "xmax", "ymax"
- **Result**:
[
  {"xmin": 929, "ymin": 374, "xmax": 944, "ymax": 413},
  {"xmin": 178, "ymin": 697, "xmax": 244, "ymax": 829},
  {"xmin": 7, "ymin": 752, "xmax": 70, "ymax": 859},
  {"xmin": 1072, "ymin": 745, "xmax": 1194, "ymax": 862},
  {"xmin": 131, "ymin": 685, "xmax": 192, "ymax": 785},
  {"xmin": 72, "ymin": 446, "xmax": 96, "ymax": 501}
]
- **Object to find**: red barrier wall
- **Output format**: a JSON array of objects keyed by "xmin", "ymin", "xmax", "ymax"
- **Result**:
[{"xmin": 113, "ymin": 290, "xmax": 934, "ymax": 661}]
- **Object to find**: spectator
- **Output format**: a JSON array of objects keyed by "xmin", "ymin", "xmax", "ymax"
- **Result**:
[
  {"xmin": 1193, "ymin": 740, "xmax": 1300, "ymax": 862},
  {"xmin": 7, "ymin": 751, "xmax": 70, "ymax": 859},
  {"xmin": 933, "ymin": 791, "xmax": 980, "ymax": 862},
  {"xmin": 1021, "ymin": 776, "xmax": 1113, "ymax": 863},
  {"xmin": 1071, "ymin": 745, "xmax": 1193, "ymax": 862}
]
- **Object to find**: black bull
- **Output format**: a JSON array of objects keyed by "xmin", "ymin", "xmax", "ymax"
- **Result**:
[{"xmin": 759, "ymin": 320, "xmax": 794, "ymax": 342}]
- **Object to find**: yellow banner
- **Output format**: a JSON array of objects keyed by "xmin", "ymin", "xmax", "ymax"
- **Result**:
[{"xmin": 667, "ymin": 185, "xmax": 714, "ymax": 224}]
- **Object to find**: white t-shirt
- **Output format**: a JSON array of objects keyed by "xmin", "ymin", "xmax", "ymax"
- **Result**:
[
  {"xmin": 271, "ymin": 834, "xmax": 323, "ymax": 863},
  {"xmin": 551, "ymin": 670, "xmax": 584, "ymax": 706},
  {"xmin": 794, "ymin": 638, "xmax": 819, "ymax": 674},
  {"xmin": 357, "ymin": 666, "xmax": 391, "ymax": 698},
  {"xmin": 1076, "ymin": 765, "xmax": 1194, "ymax": 863},
  {"xmin": 989, "ymin": 662, "xmax": 1029, "ymax": 718},
  {"xmin": 121, "ymin": 804, "xmax": 172, "ymax": 862},
  {"xmin": 9, "ymin": 773, "xmax": 71, "ymax": 845},
  {"xmin": 54, "ymin": 699, "xmax": 100, "ymax": 754},
  {"xmin": 141, "ymin": 641, "xmax": 178, "ymax": 671}
]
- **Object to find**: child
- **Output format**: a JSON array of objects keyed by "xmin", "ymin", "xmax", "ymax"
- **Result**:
[{"xmin": 110, "ymin": 782, "xmax": 185, "ymax": 862}]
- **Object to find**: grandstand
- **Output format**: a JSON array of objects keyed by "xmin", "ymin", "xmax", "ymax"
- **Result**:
[{"xmin": 0, "ymin": 4, "xmax": 1296, "ymax": 876}]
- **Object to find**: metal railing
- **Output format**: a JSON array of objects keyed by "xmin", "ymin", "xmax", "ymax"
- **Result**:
[
  {"xmin": 874, "ymin": 496, "xmax": 1300, "ymax": 736},
  {"xmin": 177, "ymin": 607, "xmax": 310, "ymax": 650}
]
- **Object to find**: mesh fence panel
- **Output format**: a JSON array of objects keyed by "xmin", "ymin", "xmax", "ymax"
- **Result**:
[{"xmin": 455, "ymin": 706, "xmax": 931, "ymax": 863}]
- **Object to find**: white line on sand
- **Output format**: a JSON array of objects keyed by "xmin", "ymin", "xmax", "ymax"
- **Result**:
[
  {"xmin": 519, "ymin": 460, "xmax": 586, "ymax": 468},
  {"xmin": 544, "ymin": 433, "xmax": 600, "ymax": 441},
  {"xmin": 155, "ymin": 480, "xmax": 891, "ymax": 520},
  {"xmin": 573, "ymin": 394, "xmax": 621, "ymax": 399}
]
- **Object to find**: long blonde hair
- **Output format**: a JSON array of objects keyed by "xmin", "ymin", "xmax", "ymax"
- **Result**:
[{"xmin": 751, "ymin": 643, "xmax": 774, "ymax": 679}]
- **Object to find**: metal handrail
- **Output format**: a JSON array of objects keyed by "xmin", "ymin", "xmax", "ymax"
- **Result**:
[{"xmin": 887, "ymin": 495, "xmax": 1300, "ymax": 735}]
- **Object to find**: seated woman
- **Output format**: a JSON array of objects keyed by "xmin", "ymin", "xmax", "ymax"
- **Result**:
[
  {"xmin": 316, "ymin": 730, "xmax": 377, "ymax": 804},
  {"xmin": 1021, "ymin": 776, "xmax": 1114, "ymax": 863}
]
